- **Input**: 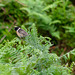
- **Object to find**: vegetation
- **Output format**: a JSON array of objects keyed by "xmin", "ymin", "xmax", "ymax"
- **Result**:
[{"xmin": 0, "ymin": 0, "xmax": 75, "ymax": 75}]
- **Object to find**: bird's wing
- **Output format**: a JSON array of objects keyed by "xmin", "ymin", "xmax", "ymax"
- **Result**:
[{"xmin": 18, "ymin": 29, "xmax": 28, "ymax": 37}]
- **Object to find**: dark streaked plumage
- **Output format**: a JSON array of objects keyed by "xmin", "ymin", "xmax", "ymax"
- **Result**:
[{"xmin": 14, "ymin": 27, "xmax": 28, "ymax": 38}]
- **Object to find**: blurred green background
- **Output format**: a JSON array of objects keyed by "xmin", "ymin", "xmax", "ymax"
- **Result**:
[{"xmin": 0, "ymin": 0, "xmax": 75, "ymax": 74}]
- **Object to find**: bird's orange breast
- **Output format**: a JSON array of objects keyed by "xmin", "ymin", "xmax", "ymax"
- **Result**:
[
  {"xmin": 16, "ymin": 31, "xmax": 21, "ymax": 37},
  {"xmin": 16, "ymin": 31, "xmax": 24, "ymax": 38}
]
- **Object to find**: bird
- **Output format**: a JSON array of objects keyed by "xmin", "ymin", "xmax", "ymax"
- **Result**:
[{"xmin": 14, "ymin": 26, "xmax": 28, "ymax": 38}]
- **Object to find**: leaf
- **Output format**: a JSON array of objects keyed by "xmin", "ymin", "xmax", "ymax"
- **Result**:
[
  {"xmin": 49, "ymin": 20, "xmax": 61, "ymax": 25},
  {"xmin": 43, "ymin": 1, "xmax": 62, "ymax": 11},
  {"xmin": 20, "ymin": 7, "xmax": 31, "ymax": 13},
  {"xmin": 51, "ymin": 31, "xmax": 60, "ymax": 39},
  {"xmin": 63, "ymin": 26, "xmax": 75, "ymax": 33}
]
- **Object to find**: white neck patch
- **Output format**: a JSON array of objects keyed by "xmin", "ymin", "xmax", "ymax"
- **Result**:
[{"xmin": 17, "ymin": 28, "xmax": 20, "ymax": 32}]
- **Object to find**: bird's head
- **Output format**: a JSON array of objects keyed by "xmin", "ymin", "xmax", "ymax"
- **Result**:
[{"xmin": 14, "ymin": 26, "xmax": 20, "ymax": 31}]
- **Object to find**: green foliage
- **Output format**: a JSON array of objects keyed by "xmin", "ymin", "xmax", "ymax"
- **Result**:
[
  {"xmin": 19, "ymin": 0, "xmax": 75, "ymax": 39},
  {"xmin": 60, "ymin": 49, "xmax": 75, "ymax": 63},
  {"xmin": 0, "ymin": 0, "xmax": 75, "ymax": 74},
  {"xmin": 0, "ymin": 0, "xmax": 75, "ymax": 47},
  {"xmin": 0, "ymin": 25, "xmax": 70, "ymax": 75}
]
